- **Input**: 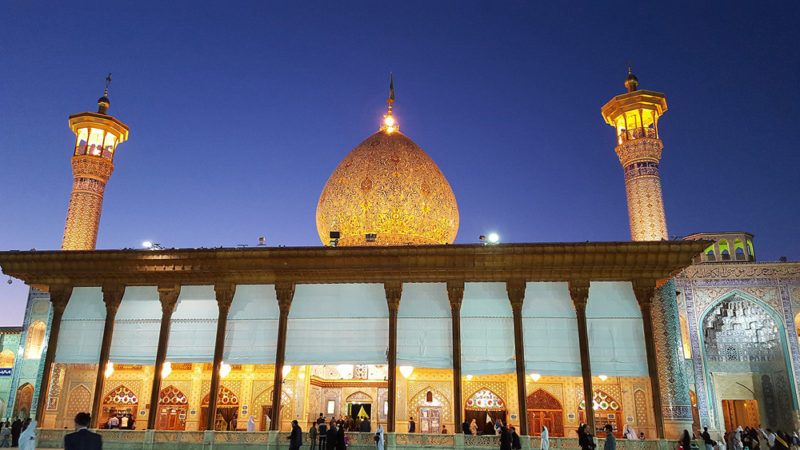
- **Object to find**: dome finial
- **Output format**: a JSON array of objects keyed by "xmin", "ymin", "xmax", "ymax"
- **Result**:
[
  {"xmin": 97, "ymin": 72, "xmax": 112, "ymax": 114},
  {"xmin": 381, "ymin": 73, "xmax": 398, "ymax": 133},
  {"xmin": 624, "ymin": 62, "xmax": 638, "ymax": 93}
]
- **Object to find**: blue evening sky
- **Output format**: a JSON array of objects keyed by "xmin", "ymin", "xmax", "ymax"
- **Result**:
[{"xmin": 1, "ymin": 1, "xmax": 798, "ymax": 325}]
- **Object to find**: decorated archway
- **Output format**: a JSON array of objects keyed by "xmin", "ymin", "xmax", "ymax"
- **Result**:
[
  {"xmin": 13, "ymin": 383, "xmax": 34, "ymax": 419},
  {"xmin": 200, "ymin": 386, "xmax": 240, "ymax": 431},
  {"xmin": 579, "ymin": 390, "xmax": 623, "ymax": 437},
  {"xmin": 409, "ymin": 387, "xmax": 451, "ymax": 433},
  {"xmin": 64, "ymin": 385, "xmax": 92, "ymax": 428},
  {"xmin": 101, "ymin": 385, "xmax": 139, "ymax": 428},
  {"xmin": 157, "ymin": 385, "xmax": 188, "ymax": 431},
  {"xmin": 526, "ymin": 389, "xmax": 564, "ymax": 437},
  {"xmin": 465, "ymin": 388, "xmax": 506, "ymax": 434},
  {"xmin": 252, "ymin": 387, "xmax": 292, "ymax": 431}
]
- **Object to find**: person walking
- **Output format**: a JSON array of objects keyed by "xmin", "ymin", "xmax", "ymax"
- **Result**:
[
  {"xmin": 408, "ymin": 417, "xmax": 416, "ymax": 433},
  {"xmin": 288, "ymin": 420, "xmax": 303, "ymax": 450},
  {"xmin": 703, "ymin": 427, "xmax": 717, "ymax": 450},
  {"xmin": 326, "ymin": 421, "xmax": 337, "ymax": 450},
  {"xmin": 541, "ymin": 426, "xmax": 550, "ymax": 450},
  {"xmin": 470, "ymin": 419, "xmax": 478, "ymax": 435},
  {"xmin": 318, "ymin": 419, "xmax": 328, "ymax": 450},
  {"xmin": 10, "ymin": 419, "xmax": 21, "ymax": 447},
  {"xmin": 375, "ymin": 424, "xmax": 385, "ymax": 450},
  {"xmin": 577, "ymin": 424, "xmax": 597, "ymax": 450},
  {"xmin": 64, "ymin": 413, "xmax": 102, "ymax": 450},
  {"xmin": 604, "ymin": 425, "xmax": 616, "ymax": 450},
  {"xmin": 17, "ymin": 420, "xmax": 37, "ymax": 450},
  {"xmin": 309, "ymin": 422, "xmax": 318, "ymax": 450},
  {"xmin": 681, "ymin": 430, "xmax": 692, "ymax": 450},
  {"xmin": 335, "ymin": 421, "xmax": 346, "ymax": 450},
  {"xmin": 462, "ymin": 420, "xmax": 470, "ymax": 435},
  {"xmin": 360, "ymin": 418, "xmax": 371, "ymax": 433},
  {"xmin": 499, "ymin": 424, "xmax": 511, "ymax": 450},
  {"xmin": 510, "ymin": 426, "xmax": 521, "ymax": 450},
  {"xmin": 247, "ymin": 415, "xmax": 256, "ymax": 432},
  {"xmin": 0, "ymin": 422, "xmax": 10, "ymax": 448}
]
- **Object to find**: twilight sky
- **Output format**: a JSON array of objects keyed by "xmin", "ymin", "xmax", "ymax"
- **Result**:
[{"xmin": 1, "ymin": 1, "xmax": 799, "ymax": 326}]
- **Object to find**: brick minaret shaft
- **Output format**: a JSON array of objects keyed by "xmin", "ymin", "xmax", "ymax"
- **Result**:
[
  {"xmin": 62, "ymin": 88, "xmax": 129, "ymax": 250},
  {"xmin": 601, "ymin": 69, "xmax": 668, "ymax": 241}
]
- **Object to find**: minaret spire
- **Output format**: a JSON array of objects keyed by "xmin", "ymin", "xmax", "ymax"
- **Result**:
[
  {"xmin": 381, "ymin": 73, "xmax": 398, "ymax": 133},
  {"xmin": 98, "ymin": 73, "xmax": 112, "ymax": 114}
]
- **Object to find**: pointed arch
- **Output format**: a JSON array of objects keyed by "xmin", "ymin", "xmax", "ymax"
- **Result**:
[
  {"xmin": 202, "ymin": 385, "xmax": 239, "ymax": 406},
  {"xmin": 252, "ymin": 386, "xmax": 292, "ymax": 426},
  {"xmin": 65, "ymin": 385, "xmax": 93, "ymax": 425},
  {"xmin": 24, "ymin": 320, "xmax": 46, "ymax": 359},
  {"xmin": 13, "ymin": 383, "xmax": 34, "ymax": 418},
  {"xmin": 103, "ymin": 385, "xmax": 139, "ymax": 405},
  {"xmin": 465, "ymin": 387, "xmax": 505, "ymax": 410},
  {"xmin": 699, "ymin": 292, "xmax": 798, "ymax": 409},
  {"xmin": 345, "ymin": 391, "xmax": 373, "ymax": 403},
  {"xmin": 526, "ymin": 389, "xmax": 564, "ymax": 437},
  {"xmin": 158, "ymin": 385, "xmax": 188, "ymax": 405}
]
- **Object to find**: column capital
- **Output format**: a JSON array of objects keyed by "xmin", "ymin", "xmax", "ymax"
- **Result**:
[
  {"xmin": 157, "ymin": 284, "xmax": 181, "ymax": 314},
  {"xmin": 568, "ymin": 279, "xmax": 590, "ymax": 310},
  {"xmin": 48, "ymin": 284, "xmax": 73, "ymax": 315},
  {"xmin": 632, "ymin": 279, "xmax": 658, "ymax": 308},
  {"xmin": 506, "ymin": 279, "xmax": 526, "ymax": 312},
  {"xmin": 275, "ymin": 281, "xmax": 295, "ymax": 313},
  {"xmin": 447, "ymin": 280, "xmax": 464, "ymax": 312},
  {"xmin": 384, "ymin": 282, "xmax": 402, "ymax": 313},
  {"xmin": 101, "ymin": 283, "xmax": 125, "ymax": 314},
  {"xmin": 214, "ymin": 282, "xmax": 236, "ymax": 315}
]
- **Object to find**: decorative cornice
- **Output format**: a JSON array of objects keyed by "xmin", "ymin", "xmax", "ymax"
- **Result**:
[
  {"xmin": 0, "ymin": 241, "xmax": 710, "ymax": 288},
  {"xmin": 678, "ymin": 262, "xmax": 800, "ymax": 281},
  {"xmin": 309, "ymin": 376, "xmax": 388, "ymax": 389}
]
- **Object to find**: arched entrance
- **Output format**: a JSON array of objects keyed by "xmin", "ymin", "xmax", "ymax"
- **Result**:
[
  {"xmin": 253, "ymin": 387, "xmax": 291, "ymax": 431},
  {"xmin": 13, "ymin": 383, "xmax": 34, "ymax": 419},
  {"xmin": 101, "ymin": 385, "xmax": 139, "ymax": 428},
  {"xmin": 200, "ymin": 386, "xmax": 240, "ymax": 431},
  {"xmin": 526, "ymin": 389, "xmax": 564, "ymax": 437},
  {"xmin": 409, "ymin": 387, "xmax": 450, "ymax": 434},
  {"xmin": 157, "ymin": 385, "xmax": 188, "ymax": 430},
  {"xmin": 701, "ymin": 295, "xmax": 794, "ymax": 431},
  {"xmin": 465, "ymin": 388, "xmax": 507, "ymax": 435},
  {"xmin": 579, "ymin": 391, "xmax": 623, "ymax": 437},
  {"xmin": 345, "ymin": 391, "xmax": 373, "ymax": 426}
]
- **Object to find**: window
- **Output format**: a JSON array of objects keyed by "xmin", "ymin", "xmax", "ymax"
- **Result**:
[
  {"xmin": 384, "ymin": 401, "xmax": 388, "ymax": 415},
  {"xmin": 23, "ymin": 321, "xmax": 46, "ymax": 359},
  {"xmin": 0, "ymin": 349, "xmax": 14, "ymax": 367},
  {"xmin": 327, "ymin": 400, "xmax": 335, "ymax": 414}
]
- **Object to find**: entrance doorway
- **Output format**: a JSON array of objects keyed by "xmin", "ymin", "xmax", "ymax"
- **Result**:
[
  {"xmin": 347, "ymin": 403, "xmax": 371, "ymax": 420},
  {"xmin": 200, "ymin": 386, "xmax": 240, "ymax": 431},
  {"xmin": 578, "ymin": 391, "xmax": 623, "ymax": 438},
  {"xmin": 465, "ymin": 388, "xmax": 508, "ymax": 435},
  {"xmin": 261, "ymin": 405, "xmax": 273, "ymax": 431},
  {"xmin": 722, "ymin": 400, "xmax": 760, "ymax": 431},
  {"xmin": 526, "ymin": 390, "xmax": 564, "ymax": 437},
  {"xmin": 419, "ymin": 407, "xmax": 441, "ymax": 433},
  {"xmin": 13, "ymin": 384, "xmax": 33, "ymax": 419},
  {"xmin": 156, "ymin": 385, "xmax": 188, "ymax": 431}
]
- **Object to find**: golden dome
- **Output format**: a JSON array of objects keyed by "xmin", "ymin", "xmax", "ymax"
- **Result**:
[{"xmin": 316, "ymin": 129, "xmax": 459, "ymax": 246}]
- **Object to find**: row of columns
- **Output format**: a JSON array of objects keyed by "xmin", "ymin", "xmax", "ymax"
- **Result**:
[{"xmin": 35, "ymin": 279, "xmax": 666, "ymax": 437}]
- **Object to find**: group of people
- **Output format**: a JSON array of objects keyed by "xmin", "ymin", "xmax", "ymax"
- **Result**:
[
  {"xmin": 0, "ymin": 418, "xmax": 36, "ymax": 449},
  {"xmin": 701, "ymin": 425, "xmax": 799, "ymax": 450},
  {"xmin": 299, "ymin": 414, "xmax": 385, "ymax": 450},
  {"xmin": 458, "ymin": 417, "xmax": 512, "ymax": 436},
  {"xmin": 103, "ymin": 412, "xmax": 135, "ymax": 429}
]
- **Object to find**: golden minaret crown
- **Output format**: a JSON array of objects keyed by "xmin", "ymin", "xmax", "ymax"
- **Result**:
[
  {"xmin": 62, "ymin": 74, "xmax": 130, "ymax": 250},
  {"xmin": 316, "ymin": 77, "xmax": 459, "ymax": 246},
  {"xmin": 601, "ymin": 67, "xmax": 669, "ymax": 241}
]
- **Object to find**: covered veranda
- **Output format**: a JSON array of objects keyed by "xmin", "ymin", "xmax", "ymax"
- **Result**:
[{"xmin": 0, "ymin": 241, "xmax": 707, "ymax": 448}]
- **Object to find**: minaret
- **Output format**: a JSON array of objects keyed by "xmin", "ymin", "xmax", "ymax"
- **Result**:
[
  {"xmin": 601, "ymin": 68, "xmax": 668, "ymax": 241},
  {"xmin": 62, "ymin": 75, "xmax": 129, "ymax": 250}
]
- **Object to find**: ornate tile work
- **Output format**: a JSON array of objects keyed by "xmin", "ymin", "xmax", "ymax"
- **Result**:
[
  {"xmin": 652, "ymin": 280, "xmax": 692, "ymax": 422},
  {"xmin": 616, "ymin": 138, "xmax": 667, "ymax": 241}
]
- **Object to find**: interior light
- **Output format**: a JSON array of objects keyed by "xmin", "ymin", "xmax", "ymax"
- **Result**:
[
  {"xmin": 598, "ymin": 374, "xmax": 608, "ymax": 381},
  {"xmin": 282, "ymin": 365, "xmax": 292, "ymax": 378},
  {"xmin": 220, "ymin": 362, "xmax": 232, "ymax": 378},
  {"xmin": 399, "ymin": 366, "xmax": 414, "ymax": 378},
  {"xmin": 161, "ymin": 361, "xmax": 172, "ymax": 379},
  {"xmin": 530, "ymin": 373, "xmax": 541, "ymax": 382},
  {"xmin": 104, "ymin": 362, "xmax": 114, "ymax": 379},
  {"xmin": 466, "ymin": 375, "xmax": 473, "ymax": 380}
]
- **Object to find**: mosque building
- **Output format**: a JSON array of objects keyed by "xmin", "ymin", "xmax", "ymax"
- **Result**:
[{"xmin": 0, "ymin": 71, "xmax": 798, "ymax": 449}]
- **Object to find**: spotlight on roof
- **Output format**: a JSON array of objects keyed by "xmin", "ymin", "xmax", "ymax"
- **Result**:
[
  {"xmin": 142, "ymin": 241, "xmax": 152, "ymax": 249},
  {"xmin": 329, "ymin": 231, "xmax": 340, "ymax": 247},
  {"xmin": 487, "ymin": 233, "xmax": 500, "ymax": 244},
  {"xmin": 142, "ymin": 241, "xmax": 164, "ymax": 250},
  {"xmin": 258, "ymin": 236, "xmax": 266, "ymax": 246}
]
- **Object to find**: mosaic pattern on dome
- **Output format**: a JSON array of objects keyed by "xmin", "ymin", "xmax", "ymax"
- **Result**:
[{"xmin": 316, "ymin": 130, "xmax": 459, "ymax": 246}]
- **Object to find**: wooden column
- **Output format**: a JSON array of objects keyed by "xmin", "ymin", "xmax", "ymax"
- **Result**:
[
  {"xmin": 35, "ymin": 284, "xmax": 73, "ymax": 423},
  {"xmin": 568, "ymin": 280, "xmax": 594, "ymax": 434},
  {"xmin": 90, "ymin": 284, "xmax": 125, "ymax": 428},
  {"xmin": 385, "ymin": 282, "xmax": 402, "ymax": 433},
  {"xmin": 206, "ymin": 283, "xmax": 235, "ymax": 431},
  {"xmin": 146, "ymin": 285, "xmax": 181, "ymax": 430},
  {"xmin": 632, "ymin": 279, "xmax": 665, "ymax": 439},
  {"xmin": 447, "ymin": 281, "xmax": 464, "ymax": 433},
  {"xmin": 506, "ymin": 280, "xmax": 528, "ymax": 436},
  {"xmin": 270, "ymin": 281, "xmax": 294, "ymax": 431}
]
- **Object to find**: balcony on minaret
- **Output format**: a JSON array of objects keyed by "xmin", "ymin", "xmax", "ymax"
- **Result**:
[
  {"xmin": 601, "ymin": 89, "xmax": 667, "ymax": 147},
  {"xmin": 74, "ymin": 127, "xmax": 118, "ymax": 161},
  {"xmin": 68, "ymin": 111, "xmax": 129, "ymax": 166}
]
